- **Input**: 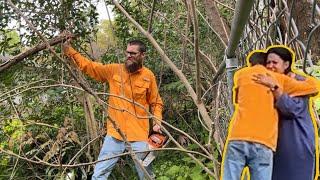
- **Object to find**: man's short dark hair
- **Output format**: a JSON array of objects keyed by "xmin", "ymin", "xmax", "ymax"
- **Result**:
[
  {"xmin": 128, "ymin": 39, "xmax": 147, "ymax": 53},
  {"xmin": 249, "ymin": 52, "xmax": 267, "ymax": 66}
]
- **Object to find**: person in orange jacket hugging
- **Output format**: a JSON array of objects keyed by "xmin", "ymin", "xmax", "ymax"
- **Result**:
[
  {"xmin": 63, "ymin": 38, "xmax": 163, "ymax": 179},
  {"xmin": 221, "ymin": 48, "xmax": 319, "ymax": 180}
]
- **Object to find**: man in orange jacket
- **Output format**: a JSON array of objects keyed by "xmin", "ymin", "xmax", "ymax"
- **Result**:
[{"xmin": 63, "ymin": 39, "xmax": 163, "ymax": 179}]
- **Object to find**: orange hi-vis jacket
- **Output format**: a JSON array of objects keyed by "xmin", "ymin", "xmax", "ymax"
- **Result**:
[
  {"xmin": 64, "ymin": 47, "xmax": 163, "ymax": 141},
  {"xmin": 229, "ymin": 65, "xmax": 318, "ymax": 151}
]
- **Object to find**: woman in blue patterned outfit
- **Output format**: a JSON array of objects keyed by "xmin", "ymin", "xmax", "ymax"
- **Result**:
[{"xmin": 264, "ymin": 46, "xmax": 317, "ymax": 180}]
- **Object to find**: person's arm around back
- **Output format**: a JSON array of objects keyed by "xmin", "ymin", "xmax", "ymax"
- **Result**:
[
  {"xmin": 281, "ymin": 74, "xmax": 319, "ymax": 97},
  {"xmin": 275, "ymin": 73, "xmax": 314, "ymax": 117},
  {"xmin": 253, "ymin": 72, "xmax": 319, "ymax": 98}
]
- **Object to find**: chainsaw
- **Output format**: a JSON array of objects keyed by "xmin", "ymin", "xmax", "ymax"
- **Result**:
[{"xmin": 142, "ymin": 133, "xmax": 167, "ymax": 166}]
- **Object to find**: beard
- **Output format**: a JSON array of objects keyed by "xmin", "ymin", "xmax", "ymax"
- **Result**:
[{"xmin": 125, "ymin": 59, "xmax": 142, "ymax": 73}]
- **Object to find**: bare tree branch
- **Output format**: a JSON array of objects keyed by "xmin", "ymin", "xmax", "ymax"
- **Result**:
[
  {"xmin": 187, "ymin": 0, "xmax": 201, "ymax": 103},
  {"xmin": 0, "ymin": 35, "xmax": 73, "ymax": 74},
  {"xmin": 203, "ymin": 0, "xmax": 230, "ymax": 44},
  {"xmin": 147, "ymin": 0, "xmax": 157, "ymax": 33}
]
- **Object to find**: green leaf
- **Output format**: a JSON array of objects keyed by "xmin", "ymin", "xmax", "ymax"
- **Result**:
[
  {"xmin": 157, "ymin": 176, "xmax": 170, "ymax": 180},
  {"xmin": 166, "ymin": 165, "xmax": 181, "ymax": 176},
  {"xmin": 190, "ymin": 165, "xmax": 204, "ymax": 179}
]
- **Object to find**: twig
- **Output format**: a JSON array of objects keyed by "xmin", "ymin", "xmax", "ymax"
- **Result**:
[
  {"xmin": 61, "ymin": 134, "xmax": 103, "ymax": 175},
  {"xmin": 147, "ymin": 0, "xmax": 157, "ymax": 33},
  {"xmin": 214, "ymin": 0, "xmax": 235, "ymax": 11},
  {"xmin": 24, "ymin": 121, "xmax": 59, "ymax": 129},
  {"xmin": 9, "ymin": 147, "xmax": 21, "ymax": 180},
  {"xmin": 0, "ymin": 79, "xmax": 55, "ymax": 99},
  {"xmin": 187, "ymin": 0, "xmax": 201, "ymax": 103}
]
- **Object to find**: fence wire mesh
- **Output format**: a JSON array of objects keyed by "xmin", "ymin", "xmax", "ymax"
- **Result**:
[{"xmin": 236, "ymin": 0, "xmax": 320, "ymax": 73}]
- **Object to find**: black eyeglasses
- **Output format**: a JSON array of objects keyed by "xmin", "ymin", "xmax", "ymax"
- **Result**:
[{"xmin": 126, "ymin": 51, "xmax": 140, "ymax": 56}]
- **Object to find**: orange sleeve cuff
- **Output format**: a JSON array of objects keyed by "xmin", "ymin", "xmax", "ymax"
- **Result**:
[{"xmin": 64, "ymin": 46, "xmax": 78, "ymax": 58}]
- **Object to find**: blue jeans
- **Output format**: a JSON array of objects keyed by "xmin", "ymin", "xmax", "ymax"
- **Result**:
[
  {"xmin": 92, "ymin": 135, "xmax": 152, "ymax": 180},
  {"xmin": 222, "ymin": 140, "xmax": 273, "ymax": 180}
]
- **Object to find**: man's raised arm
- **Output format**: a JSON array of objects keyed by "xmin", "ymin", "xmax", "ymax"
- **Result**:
[{"xmin": 63, "ymin": 44, "xmax": 115, "ymax": 82}]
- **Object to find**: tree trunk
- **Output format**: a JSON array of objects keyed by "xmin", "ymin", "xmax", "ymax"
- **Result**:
[
  {"xmin": 287, "ymin": 0, "xmax": 320, "ymax": 60},
  {"xmin": 83, "ymin": 93, "xmax": 100, "ymax": 159},
  {"xmin": 203, "ymin": 0, "xmax": 231, "ymax": 45}
]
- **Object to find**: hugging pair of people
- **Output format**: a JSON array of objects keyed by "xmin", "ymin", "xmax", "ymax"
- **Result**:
[{"xmin": 221, "ymin": 45, "xmax": 319, "ymax": 180}]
